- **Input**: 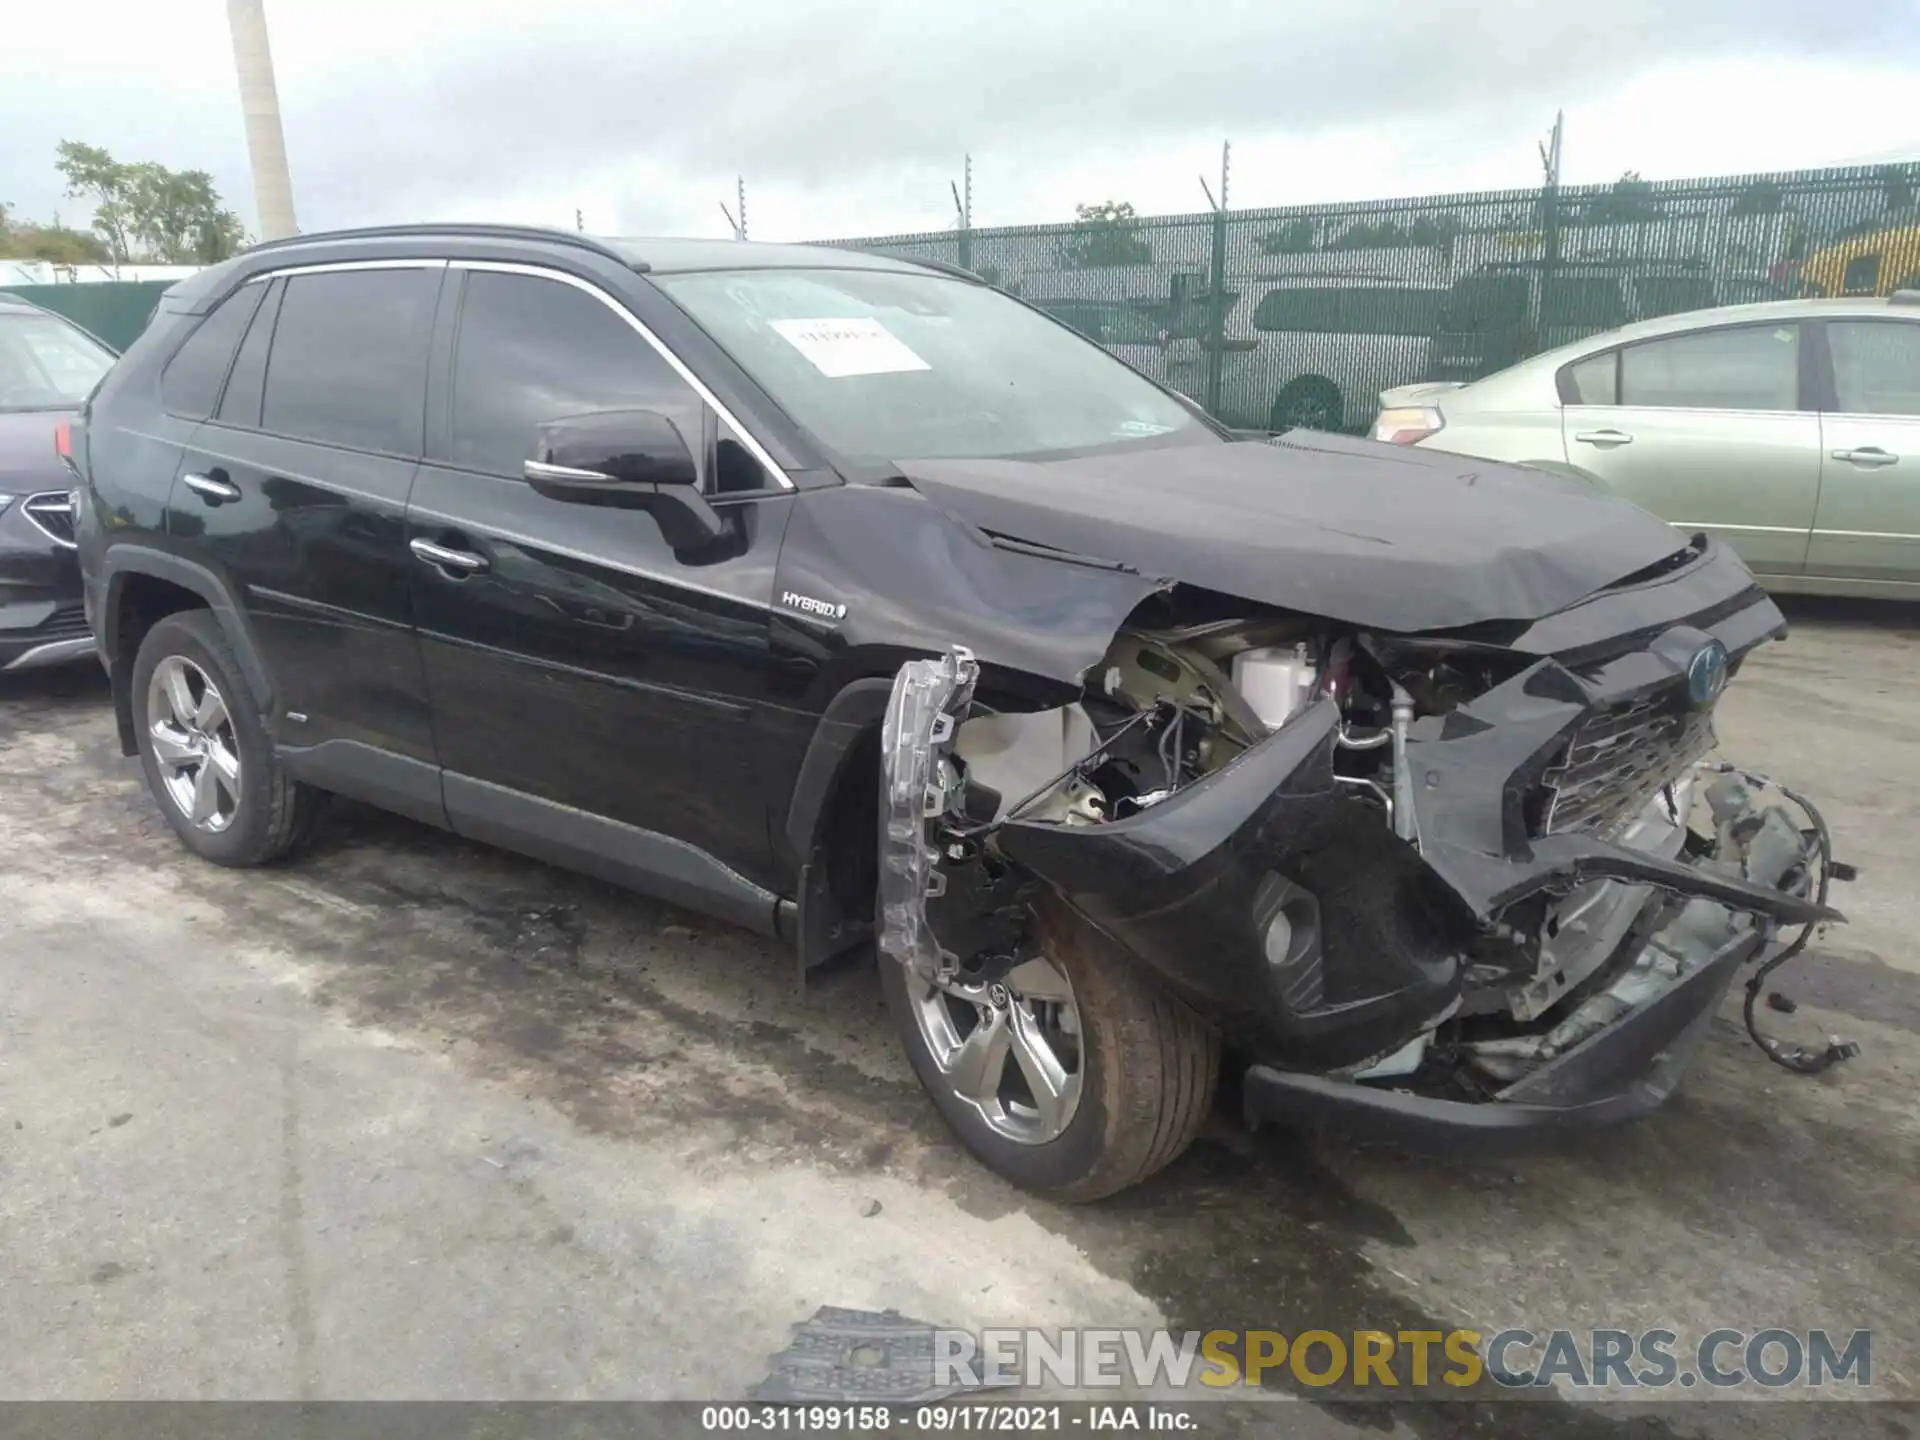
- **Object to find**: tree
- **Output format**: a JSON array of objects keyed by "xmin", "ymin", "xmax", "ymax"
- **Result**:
[
  {"xmin": 1879, "ymin": 163, "xmax": 1916, "ymax": 215},
  {"xmin": 54, "ymin": 140, "xmax": 247, "ymax": 265},
  {"xmin": 1257, "ymin": 217, "xmax": 1315, "ymax": 255},
  {"xmin": 1730, "ymin": 178, "xmax": 1786, "ymax": 216},
  {"xmin": 1584, "ymin": 170, "xmax": 1664, "ymax": 225},
  {"xmin": 1063, "ymin": 200, "xmax": 1152, "ymax": 268}
]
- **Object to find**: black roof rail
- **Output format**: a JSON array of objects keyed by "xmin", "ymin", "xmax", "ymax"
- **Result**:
[
  {"xmin": 241, "ymin": 223, "xmax": 643, "ymax": 271},
  {"xmin": 1891, "ymin": 289, "xmax": 1920, "ymax": 306}
]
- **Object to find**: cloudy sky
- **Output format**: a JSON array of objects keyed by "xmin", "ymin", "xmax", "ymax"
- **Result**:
[{"xmin": 4, "ymin": 0, "xmax": 1918, "ymax": 246}]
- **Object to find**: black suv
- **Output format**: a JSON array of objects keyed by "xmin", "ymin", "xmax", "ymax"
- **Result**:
[
  {"xmin": 1, "ymin": 293, "xmax": 115, "ymax": 673},
  {"xmin": 76, "ymin": 225, "xmax": 1837, "ymax": 1199}
]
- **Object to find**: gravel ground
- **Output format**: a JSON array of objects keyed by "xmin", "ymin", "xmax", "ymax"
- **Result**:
[{"xmin": 1, "ymin": 596, "xmax": 1915, "ymax": 1434}]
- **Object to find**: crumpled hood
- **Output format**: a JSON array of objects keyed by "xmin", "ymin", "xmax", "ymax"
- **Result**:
[{"xmin": 897, "ymin": 432, "xmax": 1690, "ymax": 632}]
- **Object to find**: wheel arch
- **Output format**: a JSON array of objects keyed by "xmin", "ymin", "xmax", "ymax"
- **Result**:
[{"xmin": 102, "ymin": 548, "xmax": 272, "ymax": 757}]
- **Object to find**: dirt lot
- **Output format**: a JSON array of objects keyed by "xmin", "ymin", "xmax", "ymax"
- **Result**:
[{"xmin": 1, "ymin": 597, "xmax": 1916, "ymax": 1431}]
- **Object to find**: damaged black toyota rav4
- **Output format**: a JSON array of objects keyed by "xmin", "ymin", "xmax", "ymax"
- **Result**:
[{"xmin": 75, "ymin": 226, "xmax": 1847, "ymax": 1199}]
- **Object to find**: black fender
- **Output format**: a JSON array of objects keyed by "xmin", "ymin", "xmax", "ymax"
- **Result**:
[{"xmin": 100, "ymin": 546, "xmax": 273, "ymax": 754}]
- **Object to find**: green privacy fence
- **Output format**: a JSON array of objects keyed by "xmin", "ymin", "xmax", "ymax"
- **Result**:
[
  {"xmin": 0, "ymin": 281, "xmax": 175, "ymax": 354},
  {"xmin": 827, "ymin": 164, "xmax": 1920, "ymax": 433}
]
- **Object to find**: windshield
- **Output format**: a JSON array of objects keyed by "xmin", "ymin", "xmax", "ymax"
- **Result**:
[
  {"xmin": 1252, "ymin": 286, "xmax": 1441, "ymax": 336},
  {"xmin": 0, "ymin": 309, "xmax": 115, "ymax": 411},
  {"xmin": 655, "ymin": 269, "xmax": 1211, "ymax": 462}
]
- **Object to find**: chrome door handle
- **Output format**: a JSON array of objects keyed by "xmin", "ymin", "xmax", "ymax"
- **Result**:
[
  {"xmin": 1831, "ymin": 447, "xmax": 1898, "ymax": 467},
  {"xmin": 183, "ymin": 472, "xmax": 242, "ymax": 503},
  {"xmin": 410, "ymin": 537, "xmax": 489, "ymax": 573},
  {"xmin": 1573, "ymin": 429, "xmax": 1634, "ymax": 447}
]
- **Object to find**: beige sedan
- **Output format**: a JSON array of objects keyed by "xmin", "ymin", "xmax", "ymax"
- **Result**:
[{"xmin": 1375, "ymin": 294, "xmax": 1920, "ymax": 599}]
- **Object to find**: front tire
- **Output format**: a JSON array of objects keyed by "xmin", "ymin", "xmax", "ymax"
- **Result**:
[
  {"xmin": 131, "ymin": 609, "xmax": 322, "ymax": 867},
  {"xmin": 881, "ymin": 892, "xmax": 1219, "ymax": 1201}
]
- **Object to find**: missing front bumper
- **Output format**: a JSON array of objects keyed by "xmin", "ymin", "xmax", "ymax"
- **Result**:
[{"xmin": 1243, "ymin": 925, "xmax": 1762, "ymax": 1151}]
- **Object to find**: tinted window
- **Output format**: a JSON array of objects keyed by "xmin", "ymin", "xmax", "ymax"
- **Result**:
[
  {"xmin": 261, "ymin": 267, "xmax": 439, "ymax": 453},
  {"xmin": 1619, "ymin": 324, "xmax": 1799, "ymax": 411},
  {"xmin": 0, "ymin": 309, "xmax": 116, "ymax": 411},
  {"xmin": 218, "ymin": 280, "xmax": 281, "ymax": 428},
  {"xmin": 1829, "ymin": 321, "xmax": 1920, "ymax": 416},
  {"xmin": 1841, "ymin": 254, "xmax": 1882, "ymax": 296},
  {"xmin": 449, "ymin": 271, "xmax": 708, "ymax": 478},
  {"xmin": 1564, "ymin": 351, "xmax": 1618, "ymax": 405},
  {"xmin": 1437, "ymin": 274, "xmax": 1528, "ymax": 332},
  {"xmin": 159, "ymin": 286, "xmax": 263, "ymax": 418},
  {"xmin": 1542, "ymin": 276, "xmax": 1628, "ymax": 328},
  {"xmin": 1253, "ymin": 286, "xmax": 1440, "ymax": 337}
]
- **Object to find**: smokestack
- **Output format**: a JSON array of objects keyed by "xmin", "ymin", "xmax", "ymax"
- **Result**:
[{"xmin": 226, "ymin": 0, "xmax": 299, "ymax": 239}]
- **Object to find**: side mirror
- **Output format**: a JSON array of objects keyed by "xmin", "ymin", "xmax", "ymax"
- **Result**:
[{"xmin": 524, "ymin": 409, "xmax": 727, "ymax": 550}]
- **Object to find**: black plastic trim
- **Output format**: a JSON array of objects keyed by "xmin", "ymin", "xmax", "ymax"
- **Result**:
[
  {"xmin": 782, "ymin": 677, "xmax": 894, "ymax": 867},
  {"xmin": 99, "ymin": 546, "xmax": 274, "ymax": 708},
  {"xmin": 277, "ymin": 739, "xmax": 448, "ymax": 829},
  {"xmin": 444, "ymin": 772, "xmax": 784, "ymax": 937}
]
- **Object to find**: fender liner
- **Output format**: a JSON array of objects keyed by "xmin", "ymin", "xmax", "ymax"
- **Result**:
[
  {"xmin": 100, "ymin": 547, "xmax": 274, "ymax": 756},
  {"xmin": 783, "ymin": 677, "xmax": 897, "ymax": 978},
  {"xmin": 783, "ymin": 678, "xmax": 895, "ymax": 868}
]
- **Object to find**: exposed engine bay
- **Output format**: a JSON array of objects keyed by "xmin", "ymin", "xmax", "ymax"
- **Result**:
[{"xmin": 879, "ymin": 583, "xmax": 1855, "ymax": 1137}]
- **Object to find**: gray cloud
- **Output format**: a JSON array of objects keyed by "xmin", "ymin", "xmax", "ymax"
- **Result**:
[
  {"xmin": 278, "ymin": 0, "xmax": 1910, "ymax": 224},
  {"xmin": 4, "ymin": 0, "xmax": 1914, "ymax": 244}
]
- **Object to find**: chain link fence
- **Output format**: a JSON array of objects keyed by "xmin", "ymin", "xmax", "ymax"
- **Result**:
[{"xmin": 828, "ymin": 164, "xmax": 1920, "ymax": 433}]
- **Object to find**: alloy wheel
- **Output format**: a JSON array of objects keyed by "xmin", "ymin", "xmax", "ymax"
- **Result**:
[
  {"xmin": 147, "ymin": 655, "xmax": 242, "ymax": 833},
  {"xmin": 907, "ymin": 955, "xmax": 1084, "ymax": 1144}
]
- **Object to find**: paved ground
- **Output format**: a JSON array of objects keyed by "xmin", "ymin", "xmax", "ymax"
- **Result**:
[{"xmin": 1, "ymin": 597, "xmax": 1916, "ymax": 1432}]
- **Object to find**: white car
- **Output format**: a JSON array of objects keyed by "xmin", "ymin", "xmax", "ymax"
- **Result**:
[
  {"xmin": 1373, "ymin": 293, "xmax": 1920, "ymax": 598},
  {"xmin": 1165, "ymin": 275, "xmax": 1445, "ymax": 433}
]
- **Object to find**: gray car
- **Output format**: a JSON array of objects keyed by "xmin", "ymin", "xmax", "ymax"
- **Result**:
[
  {"xmin": 1375, "ymin": 293, "xmax": 1920, "ymax": 599},
  {"xmin": 1, "ymin": 293, "xmax": 115, "ymax": 671}
]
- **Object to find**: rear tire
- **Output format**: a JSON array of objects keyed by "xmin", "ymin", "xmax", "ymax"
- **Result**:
[
  {"xmin": 882, "ymin": 892, "xmax": 1219, "ymax": 1201},
  {"xmin": 1270, "ymin": 376, "xmax": 1344, "ymax": 433},
  {"xmin": 131, "ymin": 610, "xmax": 323, "ymax": 867}
]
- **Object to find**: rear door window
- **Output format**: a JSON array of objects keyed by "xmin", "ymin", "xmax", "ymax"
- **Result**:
[
  {"xmin": 1562, "ymin": 351, "xmax": 1619, "ymax": 405},
  {"xmin": 1828, "ymin": 321, "xmax": 1920, "ymax": 416},
  {"xmin": 1619, "ymin": 324, "xmax": 1800, "ymax": 411},
  {"xmin": 159, "ymin": 285, "xmax": 264, "ymax": 419},
  {"xmin": 260, "ymin": 267, "xmax": 440, "ymax": 455}
]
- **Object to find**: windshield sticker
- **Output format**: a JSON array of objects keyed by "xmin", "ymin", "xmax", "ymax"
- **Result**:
[{"xmin": 771, "ymin": 317, "xmax": 931, "ymax": 378}]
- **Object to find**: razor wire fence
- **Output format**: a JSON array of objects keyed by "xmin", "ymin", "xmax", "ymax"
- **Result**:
[{"xmin": 826, "ymin": 164, "xmax": 1920, "ymax": 433}]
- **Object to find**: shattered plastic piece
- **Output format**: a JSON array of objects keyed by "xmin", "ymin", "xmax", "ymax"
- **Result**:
[
  {"xmin": 878, "ymin": 648, "xmax": 979, "ymax": 983},
  {"xmin": 751, "ymin": 1305, "xmax": 1016, "ymax": 1403}
]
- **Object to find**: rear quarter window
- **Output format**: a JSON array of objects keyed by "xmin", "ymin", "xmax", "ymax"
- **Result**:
[{"xmin": 159, "ymin": 285, "xmax": 265, "ymax": 419}]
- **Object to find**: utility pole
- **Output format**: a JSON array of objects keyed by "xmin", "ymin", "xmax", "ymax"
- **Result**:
[
  {"xmin": 952, "ymin": 153, "xmax": 973, "ymax": 271},
  {"xmin": 738, "ymin": 176, "xmax": 748, "ymax": 241},
  {"xmin": 1535, "ymin": 111, "xmax": 1565, "ymax": 361},
  {"xmin": 225, "ymin": 0, "xmax": 298, "ymax": 240},
  {"xmin": 575, "ymin": 208, "xmax": 585, "ymax": 233},
  {"xmin": 1201, "ymin": 140, "xmax": 1231, "ymax": 418}
]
